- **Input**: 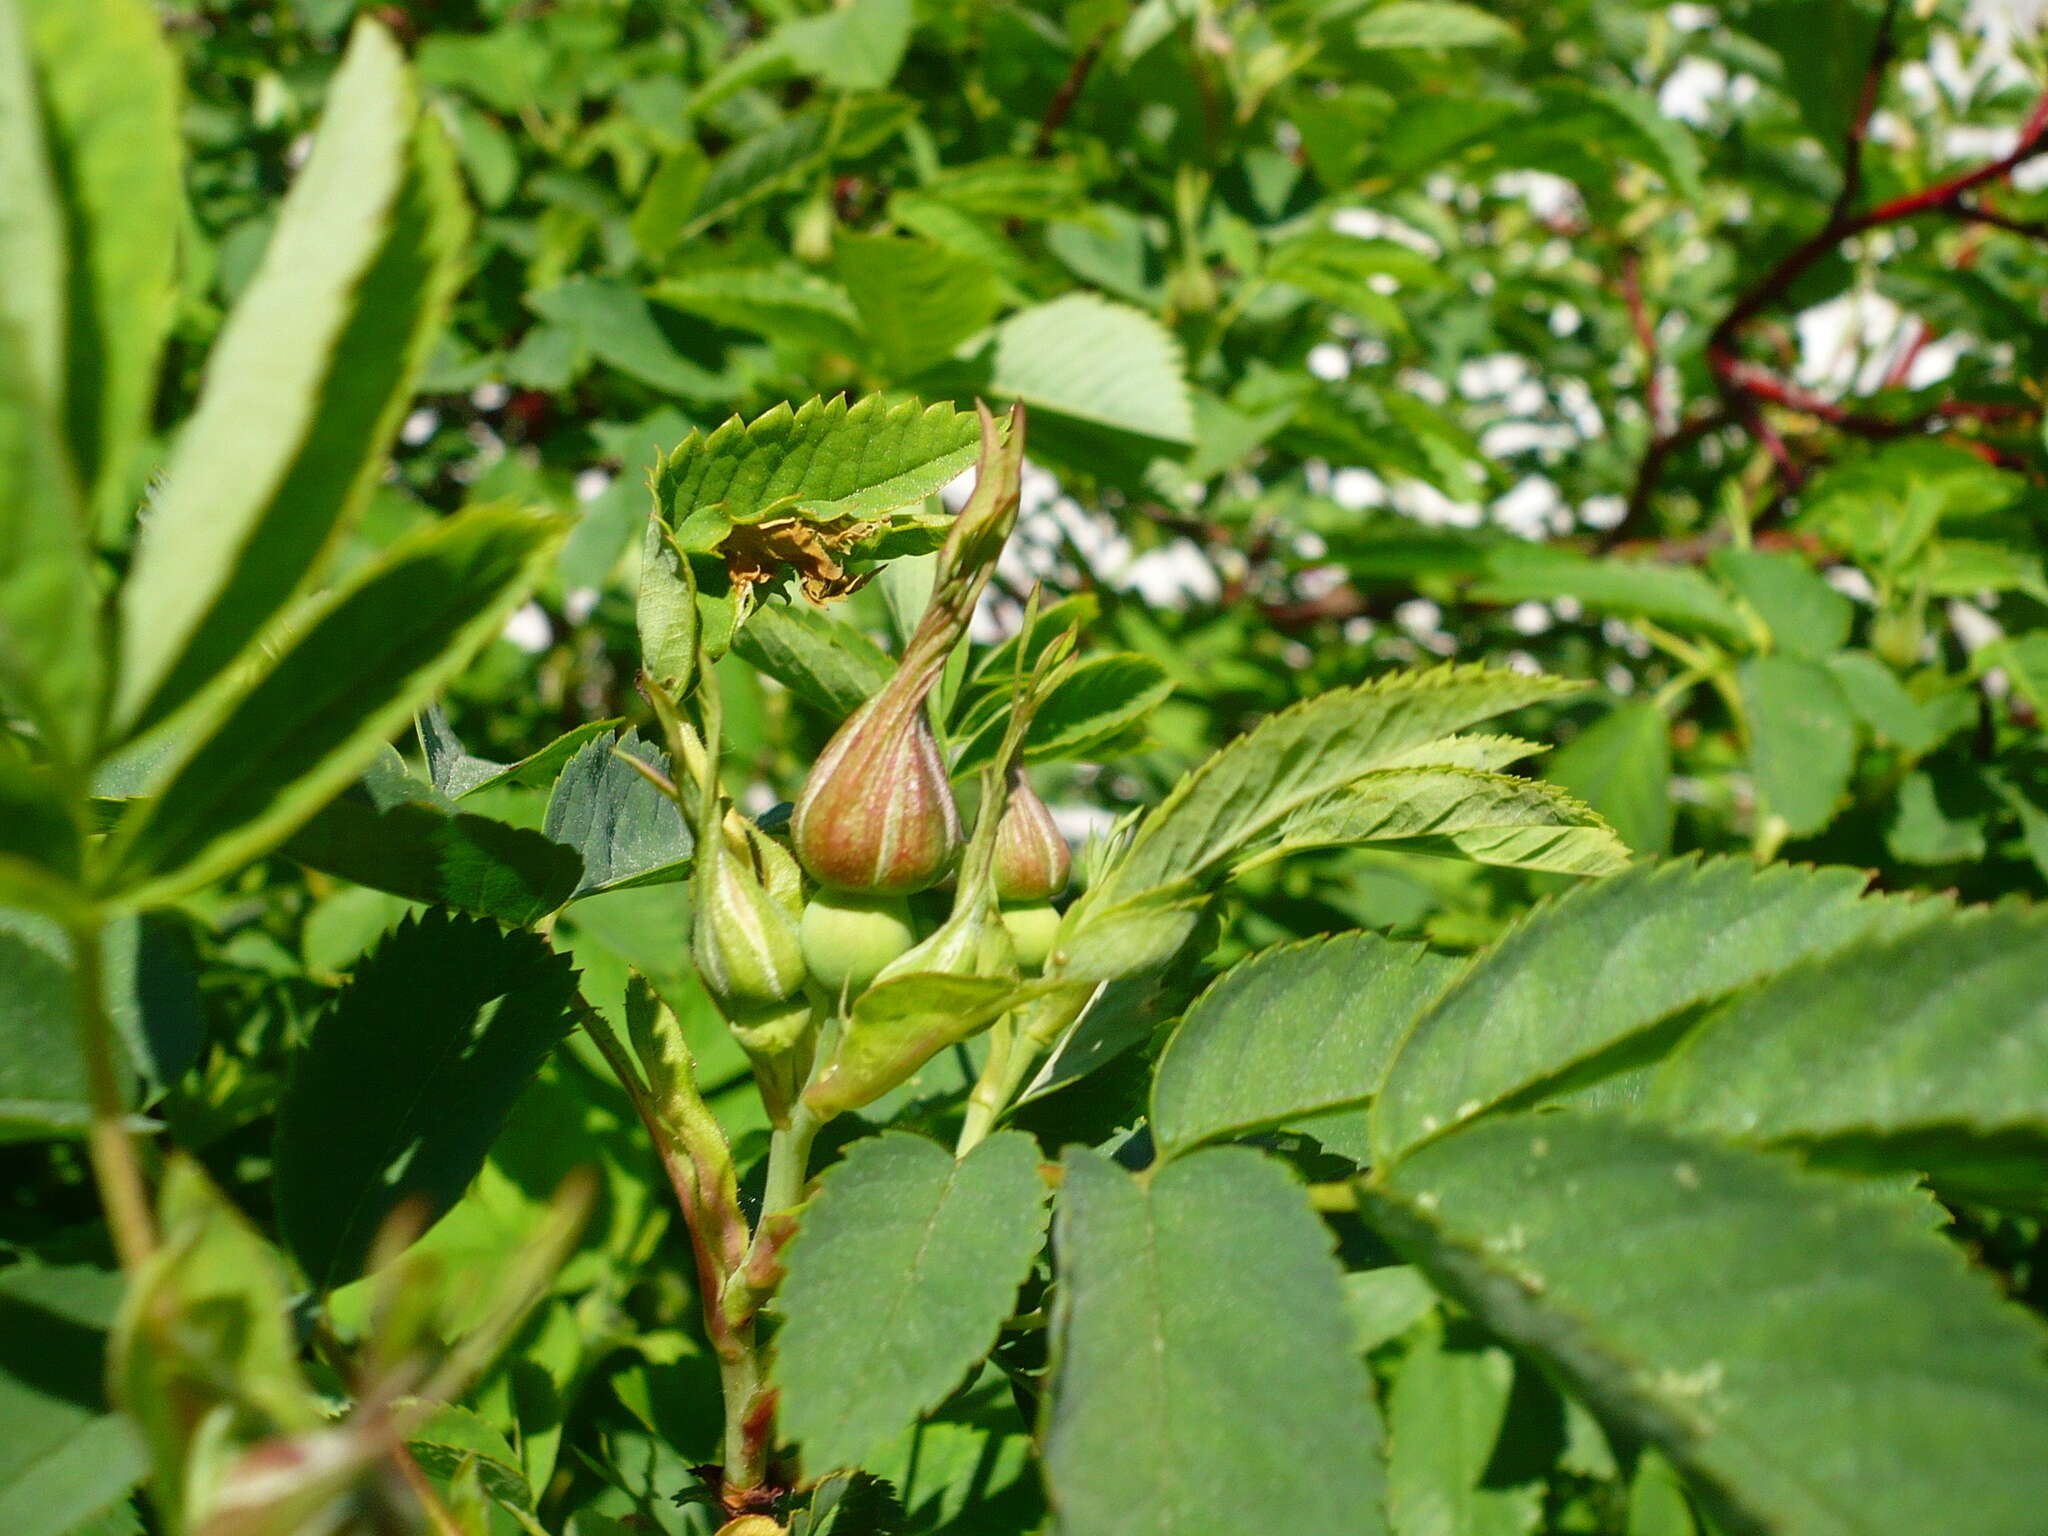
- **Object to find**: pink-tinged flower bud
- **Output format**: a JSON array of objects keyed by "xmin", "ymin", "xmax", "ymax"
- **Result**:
[
  {"xmin": 790, "ymin": 401, "xmax": 1025, "ymax": 896},
  {"xmin": 694, "ymin": 835, "xmax": 808, "ymax": 1010},
  {"xmin": 992, "ymin": 769, "xmax": 1070, "ymax": 901},
  {"xmin": 791, "ymin": 684, "xmax": 961, "ymax": 894}
]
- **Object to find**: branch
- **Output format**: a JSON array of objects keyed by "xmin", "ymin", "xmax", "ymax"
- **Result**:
[
  {"xmin": 1033, "ymin": 27, "xmax": 1109, "ymax": 158},
  {"xmin": 1621, "ymin": 1, "xmax": 2048, "ymax": 536},
  {"xmin": 1621, "ymin": 246, "xmax": 1665, "ymax": 433}
]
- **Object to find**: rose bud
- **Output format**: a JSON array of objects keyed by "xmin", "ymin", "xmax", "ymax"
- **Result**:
[
  {"xmin": 694, "ymin": 830, "xmax": 808, "ymax": 1013},
  {"xmin": 790, "ymin": 401, "xmax": 1026, "ymax": 910},
  {"xmin": 790, "ymin": 682, "xmax": 961, "ymax": 895},
  {"xmin": 992, "ymin": 768, "xmax": 1070, "ymax": 901}
]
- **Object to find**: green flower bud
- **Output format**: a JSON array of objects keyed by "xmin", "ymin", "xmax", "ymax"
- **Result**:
[
  {"xmin": 992, "ymin": 769, "xmax": 1070, "ymax": 901},
  {"xmin": 800, "ymin": 889, "xmax": 918, "ymax": 996},
  {"xmin": 791, "ymin": 684, "xmax": 961, "ymax": 894},
  {"xmin": 1000, "ymin": 900, "xmax": 1063, "ymax": 971},
  {"xmin": 694, "ymin": 836, "xmax": 807, "ymax": 1010}
]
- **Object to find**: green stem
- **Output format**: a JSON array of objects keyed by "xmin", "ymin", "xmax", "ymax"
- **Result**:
[
  {"xmin": 957, "ymin": 1016, "xmax": 1016, "ymax": 1155},
  {"xmin": 70, "ymin": 918, "xmax": 154, "ymax": 1271},
  {"xmin": 758, "ymin": 1097, "xmax": 821, "ymax": 1229}
]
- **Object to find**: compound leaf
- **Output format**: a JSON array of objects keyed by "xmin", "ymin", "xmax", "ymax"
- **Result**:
[
  {"xmin": 774, "ymin": 1131, "xmax": 1049, "ymax": 1473},
  {"xmin": 108, "ymin": 504, "xmax": 561, "ymax": 903},
  {"xmin": 115, "ymin": 21, "xmax": 468, "ymax": 735},
  {"xmin": 1361, "ymin": 1113, "xmax": 2048, "ymax": 1536},
  {"xmin": 1371, "ymin": 857, "xmax": 1935, "ymax": 1162},
  {"xmin": 1648, "ymin": 904, "xmax": 2048, "ymax": 1202}
]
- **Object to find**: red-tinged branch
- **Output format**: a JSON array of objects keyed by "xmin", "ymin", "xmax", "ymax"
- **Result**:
[
  {"xmin": 1622, "ymin": 0, "xmax": 2048, "ymax": 536},
  {"xmin": 1033, "ymin": 28, "xmax": 1109, "ymax": 158}
]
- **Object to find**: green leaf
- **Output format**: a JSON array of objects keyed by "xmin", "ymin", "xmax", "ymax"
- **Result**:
[
  {"xmin": 1628, "ymin": 1452, "xmax": 1698, "ymax": 1536},
  {"xmin": 1647, "ymin": 904, "xmax": 2048, "ymax": 1201},
  {"xmin": 114, "ymin": 21, "xmax": 469, "ymax": 736},
  {"xmin": 0, "ymin": 317, "xmax": 97, "ymax": 764},
  {"xmin": 1252, "ymin": 766, "xmax": 1629, "ymax": 876},
  {"xmin": 1371, "ymin": 857, "xmax": 1927, "ymax": 1162},
  {"xmin": 0, "ymin": 909, "xmax": 203, "ymax": 1135},
  {"xmin": 808, "ymin": 973, "xmax": 1028, "ymax": 1116},
  {"xmin": 1354, "ymin": 1, "xmax": 1520, "ymax": 49},
  {"xmin": 658, "ymin": 394, "xmax": 983, "ymax": 548},
  {"xmin": 1088, "ymin": 665, "xmax": 1579, "ymax": 909},
  {"xmin": 952, "ymin": 653, "xmax": 1174, "ymax": 775},
  {"xmin": 1472, "ymin": 548, "xmax": 1750, "ymax": 648},
  {"xmin": 1738, "ymin": 653, "xmax": 1859, "ymax": 839},
  {"xmin": 1707, "ymin": 548, "xmax": 1852, "ymax": 660},
  {"xmin": 1527, "ymin": 83, "xmax": 1704, "ymax": 205},
  {"xmin": 403, "ymin": 1401, "xmax": 536, "ymax": 1515},
  {"xmin": 730, "ymin": 600, "xmax": 895, "ymax": 717},
  {"xmin": 282, "ymin": 749, "xmax": 581, "ymax": 926},
  {"xmin": 1151, "ymin": 930, "xmax": 1460, "ymax": 1157},
  {"xmin": 0, "ymin": 1266, "xmax": 147, "ymax": 1536},
  {"xmin": 274, "ymin": 911, "xmax": 577, "ymax": 1286},
  {"xmin": 989, "ymin": 294, "xmax": 1195, "ymax": 445},
  {"xmin": 684, "ymin": 108, "xmax": 832, "ymax": 234},
  {"xmin": 1739, "ymin": 0, "xmax": 1887, "ymax": 155},
  {"xmin": 0, "ymin": 0, "xmax": 65, "ymax": 410},
  {"xmin": 1345, "ymin": 1265, "xmax": 1439, "ymax": 1353},
  {"xmin": 1360, "ymin": 1112, "xmax": 2048, "ymax": 1536},
  {"xmin": 0, "ymin": 735, "xmax": 81, "ymax": 892},
  {"xmin": 1825, "ymin": 652, "xmax": 1970, "ymax": 757},
  {"xmin": 651, "ymin": 265, "xmax": 866, "ymax": 357},
  {"xmin": 542, "ymin": 729, "xmax": 694, "ymax": 899},
  {"xmin": 416, "ymin": 709, "xmax": 620, "ymax": 800},
  {"xmin": 112, "ymin": 1160, "xmax": 325, "ymax": 1532},
  {"xmin": 1386, "ymin": 1311, "xmax": 1541, "ymax": 1536},
  {"xmin": 526, "ymin": 275, "xmax": 732, "ymax": 399},
  {"xmin": 106, "ymin": 504, "xmax": 561, "ymax": 903},
  {"xmin": 778, "ymin": 0, "xmax": 914, "ymax": 92},
  {"xmin": 14, "ymin": 0, "xmax": 178, "ymax": 514},
  {"xmin": 1544, "ymin": 700, "xmax": 1672, "ymax": 857},
  {"xmin": 1045, "ymin": 1146, "xmax": 1387, "ymax": 1536},
  {"xmin": 833, "ymin": 232, "xmax": 1003, "ymax": 375},
  {"xmin": 637, "ymin": 513, "xmax": 699, "ymax": 694},
  {"xmin": 1884, "ymin": 765, "xmax": 1992, "ymax": 865},
  {"xmin": 774, "ymin": 1130, "xmax": 1050, "ymax": 1473},
  {"xmin": 1985, "ymin": 631, "xmax": 2048, "ymax": 714}
]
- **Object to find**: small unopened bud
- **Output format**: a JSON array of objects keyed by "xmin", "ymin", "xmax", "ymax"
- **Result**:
[
  {"xmin": 992, "ymin": 769, "xmax": 1070, "ymax": 901},
  {"xmin": 694, "ymin": 837, "xmax": 807, "ymax": 1010},
  {"xmin": 800, "ymin": 889, "xmax": 919, "ymax": 996},
  {"xmin": 791, "ymin": 685, "xmax": 961, "ymax": 894}
]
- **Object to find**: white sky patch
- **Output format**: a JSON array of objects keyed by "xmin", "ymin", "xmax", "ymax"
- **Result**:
[
  {"xmin": 1331, "ymin": 467, "xmax": 1389, "ymax": 510},
  {"xmin": 574, "ymin": 467, "xmax": 612, "ymax": 502},
  {"xmin": 1493, "ymin": 475, "xmax": 1567, "ymax": 538},
  {"xmin": 503, "ymin": 601, "xmax": 553, "ymax": 654},
  {"xmin": 1308, "ymin": 342, "xmax": 1352, "ymax": 381},
  {"xmin": 1330, "ymin": 207, "xmax": 1442, "ymax": 257}
]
